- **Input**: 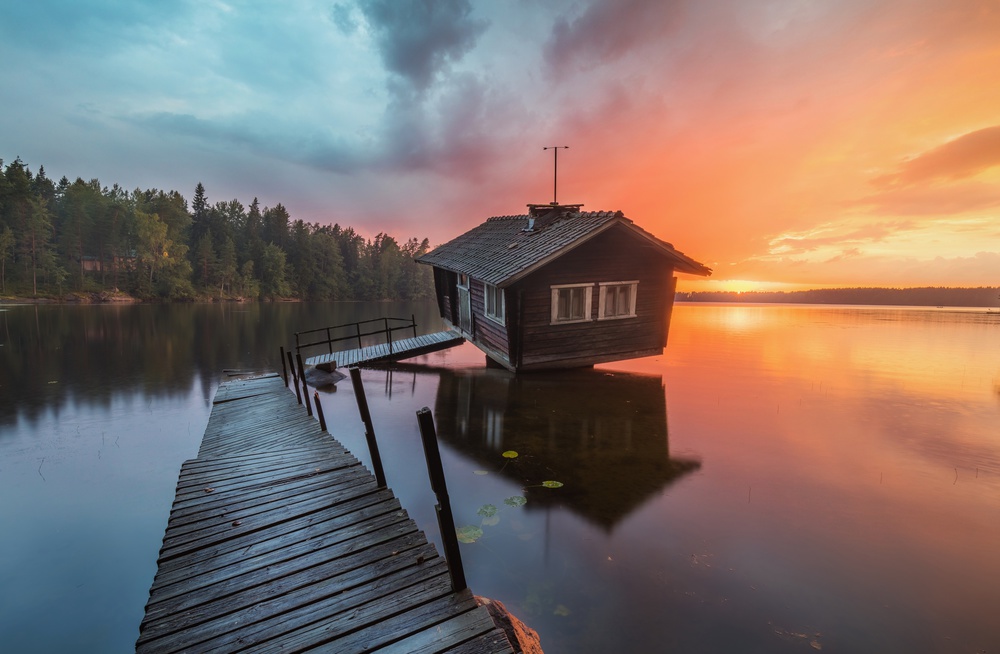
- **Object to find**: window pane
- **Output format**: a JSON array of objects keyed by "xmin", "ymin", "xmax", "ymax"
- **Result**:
[
  {"xmin": 558, "ymin": 290, "xmax": 569, "ymax": 319},
  {"xmin": 569, "ymin": 288, "xmax": 580, "ymax": 318},
  {"xmin": 617, "ymin": 286, "xmax": 630, "ymax": 315}
]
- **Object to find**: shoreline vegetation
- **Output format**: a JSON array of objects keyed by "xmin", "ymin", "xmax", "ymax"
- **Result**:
[
  {"xmin": 0, "ymin": 156, "xmax": 434, "ymax": 303},
  {"xmin": 4, "ymin": 156, "xmax": 995, "ymax": 309},
  {"xmin": 2, "ymin": 285, "xmax": 998, "ymax": 308},
  {"xmin": 677, "ymin": 286, "xmax": 1000, "ymax": 308}
]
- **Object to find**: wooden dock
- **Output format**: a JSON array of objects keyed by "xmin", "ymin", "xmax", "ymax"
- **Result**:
[
  {"xmin": 136, "ymin": 373, "xmax": 512, "ymax": 654},
  {"xmin": 305, "ymin": 330, "xmax": 465, "ymax": 371}
]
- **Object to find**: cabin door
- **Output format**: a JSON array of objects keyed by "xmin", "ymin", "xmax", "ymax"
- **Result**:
[{"xmin": 457, "ymin": 275, "xmax": 472, "ymax": 334}]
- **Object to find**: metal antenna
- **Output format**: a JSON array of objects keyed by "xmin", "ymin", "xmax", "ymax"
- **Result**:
[{"xmin": 543, "ymin": 146, "xmax": 569, "ymax": 204}]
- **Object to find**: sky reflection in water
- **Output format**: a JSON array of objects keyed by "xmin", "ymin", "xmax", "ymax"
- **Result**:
[
  {"xmin": 334, "ymin": 304, "xmax": 1000, "ymax": 653},
  {"xmin": 1, "ymin": 303, "xmax": 998, "ymax": 653}
]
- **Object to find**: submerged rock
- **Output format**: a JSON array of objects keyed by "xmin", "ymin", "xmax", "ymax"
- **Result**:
[{"xmin": 304, "ymin": 367, "xmax": 347, "ymax": 389}]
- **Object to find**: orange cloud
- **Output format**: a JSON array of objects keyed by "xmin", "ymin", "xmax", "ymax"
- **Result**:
[{"xmin": 872, "ymin": 125, "xmax": 1000, "ymax": 188}]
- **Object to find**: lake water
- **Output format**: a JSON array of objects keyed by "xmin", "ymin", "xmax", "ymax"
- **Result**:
[{"xmin": 1, "ymin": 302, "xmax": 998, "ymax": 653}]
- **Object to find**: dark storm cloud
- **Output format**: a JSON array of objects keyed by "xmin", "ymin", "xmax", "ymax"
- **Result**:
[
  {"xmin": 543, "ymin": 0, "xmax": 680, "ymax": 74},
  {"xmin": 873, "ymin": 125, "xmax": 1000, "ymax": 188},
  {"xmin": 359, "ymin": 0, "xmax": 489, "ymax": 93}
]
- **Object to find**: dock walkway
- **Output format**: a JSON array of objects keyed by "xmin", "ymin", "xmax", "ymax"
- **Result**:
[
  {"xmin": 137, "ymin": 373, "xmax": 512, "ymax": 654},
  {"xmin": 305, "ymin": 330, "xmax": 464, "ymax": 371}
]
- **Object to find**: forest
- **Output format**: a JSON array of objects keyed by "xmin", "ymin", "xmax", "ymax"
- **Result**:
[
  {"xmin": 677, "ymin": 286, "xmax": 1000, "ymax": 308},
  {"xmin": 0, "ymin": 156, "xmax": 434, "ymax": 301}
]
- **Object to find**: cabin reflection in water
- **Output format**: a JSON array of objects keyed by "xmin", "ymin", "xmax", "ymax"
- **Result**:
[{"xmin": 432, "ymin": 367, "xmax": 701, "ymax": 531}]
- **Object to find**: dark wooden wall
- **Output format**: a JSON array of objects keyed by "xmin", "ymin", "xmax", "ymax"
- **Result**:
[
  {"xmin": 511, "ymin": 225, "xmax": 675, "ymax": 370},
  {"xmin": 468, "ymin": 278, "xmax": 511, "ymax": 366},
  {"xmin": 432, "ymin": 268, "xmax": 457, "ymax": 325}
]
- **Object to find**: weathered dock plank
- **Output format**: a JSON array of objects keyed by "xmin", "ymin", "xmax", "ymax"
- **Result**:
[
  {"xmin": 306, "ymin": 329, "xmax": 465, "ymax": 370},
  {"xmin": 137, "ymin": 372, "xmax": 511, "ymax": 654}
]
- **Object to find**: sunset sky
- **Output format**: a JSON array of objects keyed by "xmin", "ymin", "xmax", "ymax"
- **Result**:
[{"xmin": 3, "ymin": 0, "xmax": 998, "ymax": 291}]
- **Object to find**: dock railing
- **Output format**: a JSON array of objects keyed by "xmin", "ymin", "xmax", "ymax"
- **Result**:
[{"xmin": 294, "ymin": 315, "xmax": 418, "ymax": 358}]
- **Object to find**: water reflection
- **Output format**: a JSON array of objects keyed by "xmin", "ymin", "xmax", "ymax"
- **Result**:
[
  {"xmin": 5, "ymin": 302, "xmax": 999, "ymax": 654},
  {"xmin": 431, "ymin": 367, "xmax": 700, "ymax": 531},
  {"xmin": 0, "ymin": 301, "xmax": 443, "ymax": 428}
]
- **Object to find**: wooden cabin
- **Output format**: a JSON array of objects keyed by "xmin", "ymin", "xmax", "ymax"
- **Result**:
[{"xmin": 416, "ymin": 203, "xmax": 711, "ymax": 371}]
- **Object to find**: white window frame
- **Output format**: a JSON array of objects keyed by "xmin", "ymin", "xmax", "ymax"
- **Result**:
[
  {"xmin": 598, "ymin": 281, "xmax": 639, "ymax": 320},
  {"xmin": 484, "ymin": 282, "xmax": 505, "ymax": 325},
  {"xmin": 550, "ymin": 283, "xmax": 593, "ymax": 324},
  {"xmin": 457, "ymin": 273, "xmax": 469, "ymax": 289}
]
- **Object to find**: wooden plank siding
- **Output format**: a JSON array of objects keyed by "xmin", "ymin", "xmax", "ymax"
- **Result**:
[
  {"xmin": 512, "ymin": 224, "xmax": 675, "ymax": 370},
  {"xmin": 467, "ymin": 278, "xmax": 511, "ymax": 367},
  {"xmin": 434, "ymin": 268, "xmax": 457, "ymax": 325},
  {"xmin": 137, "ymin": 374, "xmax": 513, "ymax": 654}
]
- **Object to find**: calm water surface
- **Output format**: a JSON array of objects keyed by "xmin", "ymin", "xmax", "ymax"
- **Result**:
[{"xmin": 1, "ymin": 302, "xmax": 998, "ymax": 653}]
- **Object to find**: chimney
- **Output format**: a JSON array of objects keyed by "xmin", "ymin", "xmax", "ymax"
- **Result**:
[{"xmin": 524, "ymin": 203, "xmax": 583, "ymax": 232}]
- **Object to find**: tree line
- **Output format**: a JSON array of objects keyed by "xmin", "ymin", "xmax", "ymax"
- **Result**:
[{"xmin": 0, "ymin": 156, "xmax": 434, "ymax": 301}]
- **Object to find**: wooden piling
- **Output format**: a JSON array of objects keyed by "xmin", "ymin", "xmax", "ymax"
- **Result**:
[
  {"xmin": 287, "ymin": 350, "xmax": 301, "ymax": 404},
  {"xmin": 296, "ymin": 352, "xmax": 313, "ymax": 417},
  {"xmin": 348, "ymin": 367, "xmax": 387, "ymax": 489},
  {"xmin": 416, "ymin": 407, "xmax": 467, "ymax": 592},
  {"xmin": 313, "ymin": 392, "xmax": 327, "ymax": 432}
]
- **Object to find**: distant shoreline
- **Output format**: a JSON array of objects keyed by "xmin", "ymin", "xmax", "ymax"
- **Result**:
[
  {"xmin": 3, "ymin": 286, "xmax": 999, "ymax": 309},
  {"xmin": 677, "ymin": 286, "xmax": 1000, "ymax": 309}
]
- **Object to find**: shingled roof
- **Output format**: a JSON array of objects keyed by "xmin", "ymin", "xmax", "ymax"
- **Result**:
[{"xmin": 416, "ymin": 207, "xmax": 711, "ymax": 287}]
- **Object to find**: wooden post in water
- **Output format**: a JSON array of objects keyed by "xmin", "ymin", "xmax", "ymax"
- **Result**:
[
  {"xmin": 313, "ymin": 392, "xmax": 327, "ymax": 432},
  {"xmin": 287, "ymin": 350, "xmax": 302, "ymax": 404},
  {"xmin": 279, "ymin": 346, "xmax": 288, "ymax": 386},
  {"xmin": 415, "ymin": 407, "xmax": 467, "ymax": 592},
  {"xmin": 296, "ymin": 352, "xmax": 313, "ymax": 417},
  {"xmin": 348, "ymin": 367, "xmax": 387, "ymax": 489}
]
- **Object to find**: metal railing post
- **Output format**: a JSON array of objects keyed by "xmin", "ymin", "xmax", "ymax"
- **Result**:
[
  {"xmin": 415, "ymin": 407, "xmax": 467, "ymax": 592},
  {"xmin": 385, "ymin": 318, "xmax": 393, "ymax": 354},
  {"xmin": 287, "ymin": 350, "xmax": 302, "ymax": 404},
  {"xmin": 349, "ymin": 367, "xmax": 387, "ymax": 488},
  {"xmin": 411, "ymin": 314, "xmax": 417, "ymax": 338},
  {"xmin": 296, "ymin": 353, "xmax": 313, "ymax": 417},
  {"xmin": 279, "ymin": 346, "xmax": 288, "ymax": 386},
  {"xmin": 327, "ymin": 327, "xmax": 333, "ymax": 354},
  {"xmin": 356, "ymin": 323, "xmax": 363, "ymax": 348}
]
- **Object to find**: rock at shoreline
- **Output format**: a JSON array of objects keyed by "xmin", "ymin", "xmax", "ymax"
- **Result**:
[
  {"xmin": 476, "ymin": 596, "xmax": 544, "ymax": 654},
  {"xmin": 304, "ymin": 367, "xmax": 347, "ymax": 389}
]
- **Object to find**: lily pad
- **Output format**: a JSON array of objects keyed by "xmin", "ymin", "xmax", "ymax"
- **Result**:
[
  {"xmin": 477, "ymin": 504, "xmax": 498, "ymax": 518},
  {"xmin": 541, "ymin": 480, "xmax": 564, "ymax": 488},
  {"xmin": 502, "ymin": 450, "xmax": 519, "ymax": 459},
  {"xmin": 504, "ymin": 495, "xmax": 527, "ymax": 507},
  {"xmin": 456, "ymin": 525, "xmax": 484, "ymax": 543},
  {"xmin": 482, "ymin": 515, "xmax": 500, "ymax": 527}
]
